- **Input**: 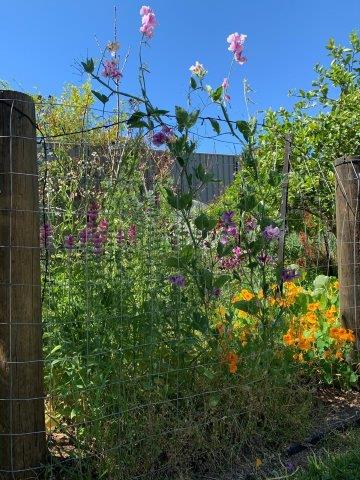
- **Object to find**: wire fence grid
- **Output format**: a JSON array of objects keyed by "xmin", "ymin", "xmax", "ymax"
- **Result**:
[{"xmin": 0, "ymin": 92, "xmax": 357, "ymax": 480}]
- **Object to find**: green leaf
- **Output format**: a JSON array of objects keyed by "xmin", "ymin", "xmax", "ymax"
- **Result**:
[
  {"xmin": 217, "ymin": 242, "xmax": 233, "ymax": 258},
  {"xmin": 148, "ymin": 108, "xmax": 169, "ymax": 116},
  {"xmin": 166, "ymin": 257, "xmax": 181, "ymax": 268},
  {"xmin": 349, "ymin": 371, "xmax": 358, "ymax": 384},
  {"xmin": 81, "ymin": 58, "xmax": 95, "ymax": 74},
  {"xmin": 238, "ymin": 194, "xmax": 257, "ymax": 212},
  {"xmin": 194, "ymin": 213, "xmax": 217, "ymax": 232},
  {"xmin": 194, "ymin": 164, "xmax": 206, "ymax": 181},
  {"xmin": 188, "ymin": 110, "xmax": 200, "ymax": 129},
  {"xmin": 192, "ymin": 311, "xmax": 209, "ymax": 333},
  {"xmin": 211, "ymin": 86, "xmax": 223, "ymax": 102},
  {"xmin": 199, "ymin": 268, "xmax": 214, "ymax": 291},
  {"xmin": 165, "ymin": 188, "xmax": 193, "ymax": 210},
  {"xmin": 190, "ymin": 77, "xmax": 197, "ymax": 89},
  {"xmin": 233, "ymin": 299, "xmax": 259, "ymax": 315},
  {"xmin": 268, "ymin": 170, "xmax": 282, "ymax": 187},
  {"xmin": 236, "ymin": 120, "xmax": 251, "ymax": 142},
  {"xmin": 91, "ymin": 90, "xmax": 109, "ymax": 104},
  {"xmin": 313, "ymin": 275, "xmax": 331, "ymax": 296},
  {"xmin": 194, "ymin": 164, "xmax": 217, "ymax": 184},
  {"xmin": 49, "ymin": 345, "xmax": 62, "ymax": 355},
  {"xmin": 127, "ymin": 111, "xmax": 148, "ymax": 129},
  {"xmin": 214, "ymin": 275, "xmax": 231, "ymax": 288},
  {"xmin": 209, "ymin": 118, "xmax": 221, "ymax": 135},
  {"xmin": 175, "ymin": 106, "xmax": 189, "ymax": 132}
]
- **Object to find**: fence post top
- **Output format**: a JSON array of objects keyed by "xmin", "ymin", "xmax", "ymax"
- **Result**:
[
  {"xmin": 334, "ymin": 156, "xmax": 360, "ymax": 168},
  {"xmin": 0, "ymin": 90, "xmax": 34, "ymax": 103}
]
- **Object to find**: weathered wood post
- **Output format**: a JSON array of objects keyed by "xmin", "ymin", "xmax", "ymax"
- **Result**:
[
  {"xmin": 277, "ymin": 134, "xmax": 292, "ymax": 293},
  {"xmin": 0, "ymin": 92, "xmax": 46, "ymax": 478},
  {"xmin": 334, "ymin": 156, "xmax": 360, "ymax": 351}
]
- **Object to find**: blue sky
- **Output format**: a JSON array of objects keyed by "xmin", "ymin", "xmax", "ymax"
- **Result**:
[{"xmin": 1, "ymin": 1, "xmax": 359, "ymax": 152}]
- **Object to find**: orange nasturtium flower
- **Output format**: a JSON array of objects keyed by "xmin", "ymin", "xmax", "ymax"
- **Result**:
[
  {"xmin": 304, "ymin": 312, "xmax": 317, "ymax": 326},
  {"xmin": 335, "ymin": 351, "xmax": 344, "ymax": 361},
  {"xmin": 232, "ymin": 289, "xmax": 254, "ymax": 303},
  {"xmin": 325, "ymin": 305, "xmax": 337, "ymax": 322},
  {"xmin": 225, "ymin": 351, "xmax": 239, "ymax": 374},
  {"xmin": 307, "ymin": 302, "xmax": 320, "ymax": 312},
  {"xmin": 330, "ymin": 327, "xmax": 356, "ymax": 343},
  {"xmin": 298, "ymin": 336, "xmax": 314, "ymax": 351},
  {"xmin": 241, "ymin": 289, "xmax": 254, "ymax": 301},
  {"xmin": 283, "ymin": 331, "xmax": 295, "ymax": 346}
]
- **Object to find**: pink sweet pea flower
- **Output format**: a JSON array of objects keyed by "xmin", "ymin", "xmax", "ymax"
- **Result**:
[
  {"xmin": 222, "ymin": 77, "xmax": 230, "ymax": 102},
  {"xmin": 140, "ymin": 6, "xmax": 156, "ymax": 38},
  {"xmin": 102, "ymin": 59, "xmax": 122, "ymax": 82},
  {"xmin": 222, "ymin": 77, "xmax": 229, "ymax": 89},
  {"xmin": 227, "ymin": 32, "xmax": 247, "ymax": 64},
  {"xmin": 140, "ymin": 5, "xmax": 152, "ymax": 15},
  {"xmin": 152, "ymin": 125, "xmax": 173, "ymax": 147}
]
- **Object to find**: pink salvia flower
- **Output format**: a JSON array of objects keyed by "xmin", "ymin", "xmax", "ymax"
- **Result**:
[{"xmin": 140, "ymin": 6, "xmax": 156, "ymax": 38}]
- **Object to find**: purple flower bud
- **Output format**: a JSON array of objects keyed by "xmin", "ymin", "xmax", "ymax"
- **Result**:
[
  {"xmin": 258, "ymin": 251, "xmax": 273, "ymax": 265},
  {"xmin": 227, "ymin": 226, "xmax": 238, "ymax": 237},
  {"xmin": 152, "ymin": 125, "xmax": 173, "ymax": 147},
  {"xmin": 244, "ymin": 216, "xmax": 257, "ymax": 232},
  {"xmin": 79, "ymin": 228, "xmax": 91, "ymax": 244},
  {"xmin": 281, "ymin": 268, "xmax": 300, "ymax": 282},
  {"xmin": 263, "ymin": 225, "xmax": 280, "ymax": 241},
  {"xmin": 220, "ymin": 235, "xmax": 229, "ymax": 245},
  {"xmin": 232, "ymin": 246, "xmax": 242, "ymax": 257},
  {"xmin": 98, "ymin": 219, "xmax": 109, "ymax": 232},
  {"xmin": 211, "ymin": 287, "xmax": 221, "ymax": 298},
  {"xmin": 64, "ymin": 234, "xmax": 75, "ymax": 251},
  {"xmin": 40, "ymin": 223, "xmax": 53, "ymax": 249},
  {"xmin": 220, "ymin": 211, "xmax": 235, "ymax": 227},
  {"xmin": 93, "ymin": 245, "xmax": 103, "ymax": 256},
  {"xmin": 169, "ymin": 274, "xmax": 186, "ymax": 287},
  {"xmin": 93, "ymin": 231, "xmax": 107, "ymax": 247},
  {"xmin": 87, "ymin": 202, "xmax": 100, "ymax": 226}
]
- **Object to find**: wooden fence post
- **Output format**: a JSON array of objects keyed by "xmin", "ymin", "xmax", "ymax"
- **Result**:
[
  {"xmin": 334, "ymin": 156, "xmax": 360, "ymax": 351},
  {"xmin": 0, "ymin": 91, "xmax": 46, "ymax": 478}
]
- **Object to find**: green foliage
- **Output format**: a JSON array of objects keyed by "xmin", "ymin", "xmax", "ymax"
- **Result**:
[
  {"xmin": 35, "ymin": 82, "xmax": 124, "ymax": 144},
  {"xmin": 258, "ymin": 31, "xmax": 360, "ymax": 235}
]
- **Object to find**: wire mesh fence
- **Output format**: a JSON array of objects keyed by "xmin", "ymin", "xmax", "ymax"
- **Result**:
[{"xmin": 0, "ymin": 92, "xmax": 358, "ymax": 479}]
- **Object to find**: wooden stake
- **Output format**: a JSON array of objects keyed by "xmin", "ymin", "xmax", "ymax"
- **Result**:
[
  {"xmin": 278, "ymin": 134, "xmax": 292, "ymax": 294},
  {"xmin": 0, "ymin": 91, "xmax": 46, "ymax": 478},
  {"xmin": 335, "ymin": 156, "xmax": 360, "ymax": 350}
]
